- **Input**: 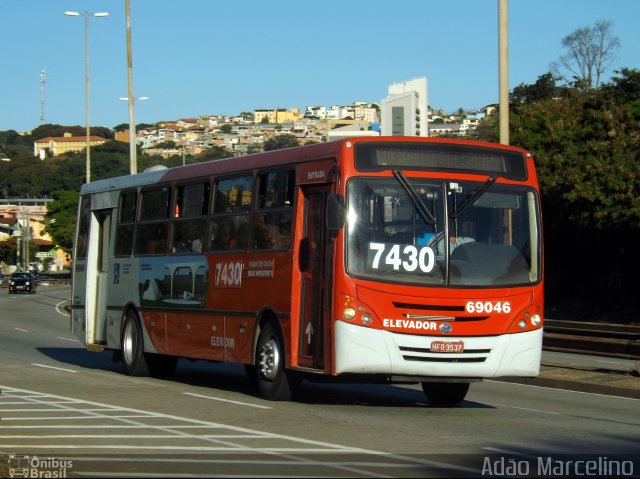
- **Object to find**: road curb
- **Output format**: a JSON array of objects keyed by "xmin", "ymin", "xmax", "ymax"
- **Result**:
[{"xmin": 496, "ymin": 364, "xmax": 640, "ymax": 400}]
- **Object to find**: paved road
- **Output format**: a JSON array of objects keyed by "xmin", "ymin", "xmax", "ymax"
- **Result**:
[{"xmin": 1, "ymin": 286, "xmax": 639, "ymax": 477}]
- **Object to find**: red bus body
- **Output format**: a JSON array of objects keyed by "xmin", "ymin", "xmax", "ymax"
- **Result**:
[{"xmin": 72, "ymin": 137, "xmax": 543, "ymax": 404}]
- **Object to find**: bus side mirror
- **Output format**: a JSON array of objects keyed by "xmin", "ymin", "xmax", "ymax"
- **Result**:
[
  {"xmin": 326, "ymin": 194, "xmax": 344, "ymax": 231},
  {"xmin": 299, "ymin": 237, "xmax": 310, "ymax": 272}
]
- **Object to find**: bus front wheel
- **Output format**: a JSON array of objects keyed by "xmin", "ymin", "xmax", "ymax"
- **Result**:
[
  {"xmin": 421, "ymin": 382, "xmax": 470, "ymax": 406},
  {"xmin": 255, "ymin": 322, "xmax": 294, "ymax": 401},
  {"xmin": 121, "ymin": 312, "xmax": 150, "ymax": 377}
]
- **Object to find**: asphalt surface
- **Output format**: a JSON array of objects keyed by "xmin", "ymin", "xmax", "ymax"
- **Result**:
[{"xmin": 500, "ymin": 350, "xmax": 640, "ymax": 399}]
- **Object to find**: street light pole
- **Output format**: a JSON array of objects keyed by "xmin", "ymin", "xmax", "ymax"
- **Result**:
[
  {"xmin": 64, "ymin": 10, "xmax": 109, "ymax": 183},
  {"xmin": 125, "ymin": 0, "xmax": 137, "ymax": 175},
  {"xmin": 498, "ymin": 0, "xmax": 509, "ymax": 145},
  {"xmin": 120, "ymin": 96, "xmax": 148, "ymax": 159}
]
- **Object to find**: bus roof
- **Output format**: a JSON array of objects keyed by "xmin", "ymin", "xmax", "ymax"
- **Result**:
[{"xmin": 80, "ymin": 137, "xmax": 531, "ymax": 195}]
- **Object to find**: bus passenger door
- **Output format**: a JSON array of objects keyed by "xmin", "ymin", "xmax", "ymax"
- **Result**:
[
  {"xmin": 298, "ymin": 185, "xmax": 331, "ymax": 370},
  {"xmin": 85, "ymin": 209, "xmax": 112, "ymax": 346}
]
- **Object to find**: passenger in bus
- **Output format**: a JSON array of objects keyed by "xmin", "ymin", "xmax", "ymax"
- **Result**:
[
  {"xmin": 212, "ymin": 218, "xmax": 236, "ymax": 250},
  {"xmin": 252, "ymin": 215, "xmax": 273, "ymax": 249},
  {"xmin": 428, "ymin": 232, "xmax": 475, "ymax": 257},
  {"xmin": 191, "ymin": 237, "xmax": 203, "ymax": 253},
  {"xmin": 146, "ymin": 226, "xmax": 166, "ymax": 254}
]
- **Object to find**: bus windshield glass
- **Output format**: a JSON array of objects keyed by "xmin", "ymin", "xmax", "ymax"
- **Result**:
[{"xmin": 346, "ymin": 177, "xmax": 540, "ymax": 287}]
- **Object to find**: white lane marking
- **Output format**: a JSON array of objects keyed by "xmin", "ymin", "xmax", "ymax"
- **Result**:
[
  {"xmin": 483, "ymin": 402, "xmax": 560, "ymax": 415},
  {"xmin": 56, "ymin": 299, "xmax": 70, "ymax": 317},
  {"xmin": 486, "ymin": 379, "xmax": 640, "ymax": 401},
  {"xmin": 0, "ymin": 434, "xmax": 256, "ymax": 439},
  {"xmin": 1, "ymin": 416, "xmax": 154, "ymax": 421},
  {"xmin": 0, "ymin": 425, "xmax": 234, "ymax": 429},
  {"xmin": 184, "ymin": 392, "xmax": 273, "ymax": 410},
  {"xmin": 31, "ymin": 363, "xmax": 78, "ymax": 373},
  {"xmin": 14, "ymin": 328, "xmax": 30, "ymax": 333},
  {"xmin": 483, "ymin": 446, "xmax": 543, "ymax": 460},
  {"xmin": 0, "ymin": 385, "xmax": 478, "ymax": 476},
  {"xmin": 57, "ymin": 336, "xmax": 81, "ymax": 343}
]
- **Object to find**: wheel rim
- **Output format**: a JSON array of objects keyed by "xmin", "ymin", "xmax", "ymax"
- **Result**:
[
  {"xmin": 258, "ymin": 336, "xmax": 280, "ymax": 381},
  {"xmin": 123, "ymin": 319, "xmax": 135, "ymax": 366}
]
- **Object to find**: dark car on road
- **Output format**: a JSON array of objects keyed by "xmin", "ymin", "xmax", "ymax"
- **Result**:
[{"xmin": 8, "ymin": 272, "xmax": 38, "ymax": 294}]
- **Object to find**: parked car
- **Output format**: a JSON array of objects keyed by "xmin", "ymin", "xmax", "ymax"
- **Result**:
[{"xmin": 8, "ymin": 272, "xmax": 38, "ymax": 294}]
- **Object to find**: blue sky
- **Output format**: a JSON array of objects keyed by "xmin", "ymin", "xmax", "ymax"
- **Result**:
[{"xmin": 1, "ymin": 0, "xmax": 639, "ymax": 132}]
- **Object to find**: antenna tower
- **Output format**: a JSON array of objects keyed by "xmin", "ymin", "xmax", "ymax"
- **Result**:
[{"xmin": 40, "ymin": 69, "xmax": 46, "ymax": 125}]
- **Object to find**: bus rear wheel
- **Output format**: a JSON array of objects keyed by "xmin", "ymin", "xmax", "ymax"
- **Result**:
[
  {"xmin": 255, "ymin": 322, "xmax": 295, "ymax": 401},
  {"xmin": 421, "ymin": 382, "xmax": 470, "ymax": 407},
  {"xmin": 121, "ymin": 312, "xmax": 150, "ymax": 377}
]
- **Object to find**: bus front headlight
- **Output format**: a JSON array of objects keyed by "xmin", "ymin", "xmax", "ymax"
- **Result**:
[{"xmin": 343, "ymin": 307, "xmax": 356, "ymax": 320}]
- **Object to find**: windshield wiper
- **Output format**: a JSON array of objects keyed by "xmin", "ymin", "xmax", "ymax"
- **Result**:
[
  {"xmin": 450, "ymin": 176, "xmax": 497, "ymax": 219},
  {"xmin": 393, "ymin": 170, "xmax": 436, "ymax": 225}
]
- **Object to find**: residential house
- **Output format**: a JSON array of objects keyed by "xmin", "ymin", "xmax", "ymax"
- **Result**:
[
  {"xmin": 254, "ymin": 108, "xmax": 303, "ymax": 124},
  {"xmin": 33, "ymin": 132, "xmax": 107, "ymax": 159}
]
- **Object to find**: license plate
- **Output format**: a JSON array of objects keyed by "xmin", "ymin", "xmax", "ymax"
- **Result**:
[{"xmin": 430, "ymin": 341, "xmax": 464, "ymax": 353}]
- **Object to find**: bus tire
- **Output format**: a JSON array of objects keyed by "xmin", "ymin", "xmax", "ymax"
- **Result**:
[
  {"xmin": 421, "ymin": 382, "xmax": 470, "ymax": 407},
  {"xmin": 255, "ymin": 322, "xmax": 293, "ymax": 401},
  {"xmin": 121, "ymin": 311, "xmax": 150, "ymax": 377}
]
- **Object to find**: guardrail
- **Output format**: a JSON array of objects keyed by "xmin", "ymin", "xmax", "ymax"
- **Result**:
[{"xmin": 543, "ymin": 319, "xmax": 640, "ymax": 360}]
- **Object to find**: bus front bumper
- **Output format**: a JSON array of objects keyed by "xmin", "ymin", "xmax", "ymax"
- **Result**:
[{"xmin": 334, "ymin": 320, "xmax": 542, "ymax": 378}]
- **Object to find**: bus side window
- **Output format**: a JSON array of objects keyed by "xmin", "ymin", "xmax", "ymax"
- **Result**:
[
  {"xmin": 171, "ymin": 182, "xmax": 209, "ymax": 254},
  {"xmin": 136, "ymin": 186, "xmax": 171, "ymax": 256},
  {"xmin": 75, "ymin": 196, "xmax": 91, "ymax": 259},
  {"xmin": 210, "ymin": 175, "xmax": 252, "ymax": 252},
  {"xmin": 252, "ymin": 170, "xmax": 294, "ymax": 250},
  {"xmin": 115, "ymin": 191, "xmax": 137, "ymax": 257},
  {"xmin": 136, "ymin": 223, "xmax": 168, "ymax": 255}
]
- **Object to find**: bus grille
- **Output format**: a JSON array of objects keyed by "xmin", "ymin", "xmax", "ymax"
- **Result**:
[{"xmin": 398, "ymin": 346, "xmax": 490, "ymax": 363}]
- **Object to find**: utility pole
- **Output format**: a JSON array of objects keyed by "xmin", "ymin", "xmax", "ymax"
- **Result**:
[
  {"xmin": 125, "ymin": 0, "xmax": 137, "ymax": 175},
  {"xmin": 40, "ymin": 69, "xmax": 46, "ymax": 126},
  {"xmin": 498, "ymin": 0, "xmax": 509, "ymax": 145}
]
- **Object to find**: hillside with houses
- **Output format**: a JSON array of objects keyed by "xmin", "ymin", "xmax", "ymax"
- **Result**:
[{"xmin": 32, "ymin": 102, "xmax": 496, "ymax": 160}]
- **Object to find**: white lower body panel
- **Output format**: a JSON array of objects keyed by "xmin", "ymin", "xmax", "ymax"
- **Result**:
[{"xmin": 334, "ymin": 320, "xmax": 542, "ymax": 378}]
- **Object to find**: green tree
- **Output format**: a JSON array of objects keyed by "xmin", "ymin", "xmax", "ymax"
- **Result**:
[
  {"xmin": 219, "ymin": 124, "xmax": 233, "ymax": 134},
  {"xmin": 44, "ymin": 190, "xmax": 80, "ymax": 253},
  {"xmin": 0, "ymin": 156, "xmax": 50, "ymax": 197},
  {"xmin": 194, "ymin": 146, "xmax": 233, "ymax": 162},
  {"xmin": 510, "ymin": 78, "xmax": 640, "ymax": 318},
  {"xmin": 153, "ymin": 140, "xmax": 178, "ymax": 149},
  {"xmin": 263, "ymin": 134, "xmax": 299, "ymax": 151},
  {"xmin": 511, "ymin": 73, "xmax": 565, "ymax": 110},
  {"xmin": 0, "ymin": 240, "xmax": 17, "ymax": 267},
  {"xmin": 30, "ymin": 124, "xmax": 114, "ymax": 141},
  {"xmin": 0, "ymin": 130, "xmax": 33, "ymax": 159}
]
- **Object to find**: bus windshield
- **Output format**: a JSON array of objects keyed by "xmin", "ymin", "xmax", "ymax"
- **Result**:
[{"xmin": 346, "ymin": 177, "xmax": 540, "ymax": 287}]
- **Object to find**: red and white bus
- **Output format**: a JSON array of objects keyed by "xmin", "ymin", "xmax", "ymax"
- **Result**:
[{"xmin": 71, "ymin": 137, "xmax": 543, "ymax": 405}]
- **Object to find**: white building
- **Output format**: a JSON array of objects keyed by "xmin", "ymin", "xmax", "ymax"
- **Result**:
[{"xmin": 381, "ymin": 77, "xmax": 428, "ymax": 137}]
